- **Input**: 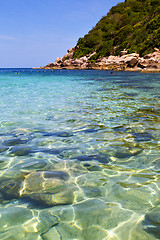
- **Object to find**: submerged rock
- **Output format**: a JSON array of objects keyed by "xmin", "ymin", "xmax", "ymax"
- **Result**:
[
  {"xmin": 0, "ymin": 145, "xmax": 9, "ymax": 153},
  {"xmin": 0, "ymin": 170, "xmax": 75, "ymax": 206},
  {"xmin": 0, "ymin": 205, "xmax": 59, "ymax": 239},
  {"xmin": 8, "ymin": 145, "xmax": 34, "ymax": 156},
  {"xmin": 0, "ymin": 159, "xmax": 10, "ymax": 169},
  {"xmin": 114, "ymin": 147, "xmax": 143, "ymax": 159},
  {"xmin": 0, "ymin": 205, "xmax": 32, "ymax": 229},
  {"xmin": 73, "ymin": 199, "xmax": 132, "ymax": 230},
  {"xmin": 13, "ymin": 159, "xmax": 48, "ymax": 171},
  {"xmin": 132, "ymin": 132, "xmax": 153, "ymax": 142},
  {"xmin": 0, "ymin": 205, "xmax": 33, "ymax": 239},
  {"xmin": 0, "ymin": 178, "xmax": 22, "ymax": 202},
  {"xmin": 20, "ymin": 171, "xmax": 76, "ymax": 206},
  {"xmin": 76, "ymin": 154, "xmax": 110, "ymax": 164},
  {"xmin": 42, "ymin": 131, "xmax": 73, "ymax": 137},
  {"xmin": 143, "ymin": 206, "xmax": 160, "ymax": 239},
  {"xmin": 3, "ymin": 138, "xmax": 29, "ymax": 146}
]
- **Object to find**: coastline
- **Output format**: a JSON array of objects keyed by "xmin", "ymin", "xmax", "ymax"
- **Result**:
[{"xmin": 39, "ymin": 47, "xmax": 160, "ymax": 73}]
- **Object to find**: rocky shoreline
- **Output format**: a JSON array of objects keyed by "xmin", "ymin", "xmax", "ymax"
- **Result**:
[{"xmin": 40, "ymin": 47, "xmax": 160, "ymax": 73}]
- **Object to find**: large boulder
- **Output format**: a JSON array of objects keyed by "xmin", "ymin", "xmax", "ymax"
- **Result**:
[
  {"xmin": 87, "ymin": 62, "xmax": 98, "ymax": 69},
  {"xmin": 67, "ymin": 47, "xmax": 75, "ymax": 53},
  {"xmin": 73, "ymin": 59, "xmax": 83, "ymax": 67},
  {"xmin": 107, "ymin": 55, "xmax": 117, "ymax": 61},
  {"xmin": 45, "ymin": 62, "xmax": 56, "ymax": 68},
  {"xmin": 125, "ymin": 57, "xmax": 138, "ymax": 67},
  {"xmin": 81, "ymin": 62, "xmax": 88, "ymax": 69},
  {"xmin": 62, "ymin": 60, "xmax": 71, "ymax": 67},
  {"xmin": 147, "ymin": 58, "xmax": 158, "ymax": 64},
  {"xmin": 55, "ymin": 57, "xmax": 63, "ymax": 63},
  {"xmin": 20, "ymin": 171, "xmax": 77, "ymax": 206},
  {"xmin": 80, "ymin": 56, "xmax": 88, "ymax": 62}
]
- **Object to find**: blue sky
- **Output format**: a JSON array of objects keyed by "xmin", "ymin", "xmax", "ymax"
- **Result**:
[{"xmin": 0, "ymin": 0, "xmax": 123, "ymax": 68}]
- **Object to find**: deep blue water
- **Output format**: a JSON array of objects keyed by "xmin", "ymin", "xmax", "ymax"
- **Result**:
[{"xmin": 0, "ymin": 69, "xmax": 160, "ymax": 240}]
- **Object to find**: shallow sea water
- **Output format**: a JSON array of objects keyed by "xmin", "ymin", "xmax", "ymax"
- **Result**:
[{"xmin": 0, "ymin": 68, "xmax": 160, "ymax": 240}]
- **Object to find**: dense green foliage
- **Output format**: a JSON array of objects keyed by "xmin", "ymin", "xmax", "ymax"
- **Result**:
[{"xmin": 73, "ymin": 0, "xmax": 160, "ymax": 60}]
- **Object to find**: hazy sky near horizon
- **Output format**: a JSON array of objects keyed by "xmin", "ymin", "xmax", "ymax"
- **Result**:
[{"xmin": 0, "ymin": 0, "xmax": 123, "ymax": 68}]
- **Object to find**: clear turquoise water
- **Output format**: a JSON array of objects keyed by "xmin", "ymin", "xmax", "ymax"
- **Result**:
[{"xmin": 0, "ymin": 69, "xmax": 160, "ymax": 240}]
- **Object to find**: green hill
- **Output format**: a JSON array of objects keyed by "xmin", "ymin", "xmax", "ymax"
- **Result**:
[{"xmin": 73, "ymin": 0, "xmax": 160, "ymax": 61}]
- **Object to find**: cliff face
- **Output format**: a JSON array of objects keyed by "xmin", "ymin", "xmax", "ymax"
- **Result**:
[{"xmin": 42, "ymin": 0, "xmax": 160, "ymax": 72}]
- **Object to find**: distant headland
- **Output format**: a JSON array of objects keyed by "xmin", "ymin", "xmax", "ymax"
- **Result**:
[
  {"xmin": 40, "ymin": 47, "xmax": 160, "ymax": 72},
  {"xmin": 40, "ymin": 0, "xmax": 160, "ymax": 72}
]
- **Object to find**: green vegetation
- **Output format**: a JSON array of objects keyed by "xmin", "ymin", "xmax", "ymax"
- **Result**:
[{"xmin": 73, "ymin": 0, "xmax": 160, "ymax": 60}]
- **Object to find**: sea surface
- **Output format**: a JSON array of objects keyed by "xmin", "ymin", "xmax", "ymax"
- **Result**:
[{"xmin": 0, "ymin": 68, "xmax": 160, "ymax": 240}]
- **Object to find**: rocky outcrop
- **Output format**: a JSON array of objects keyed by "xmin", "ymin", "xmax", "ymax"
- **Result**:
[{"xmin": 41, "ymin": 48, "xmax": 160, "ymax": 72}]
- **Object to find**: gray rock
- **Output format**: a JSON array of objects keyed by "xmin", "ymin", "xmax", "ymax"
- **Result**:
[{"xmin": 126, "ymin": 57, "xmax": 138, "ymax": 67}]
